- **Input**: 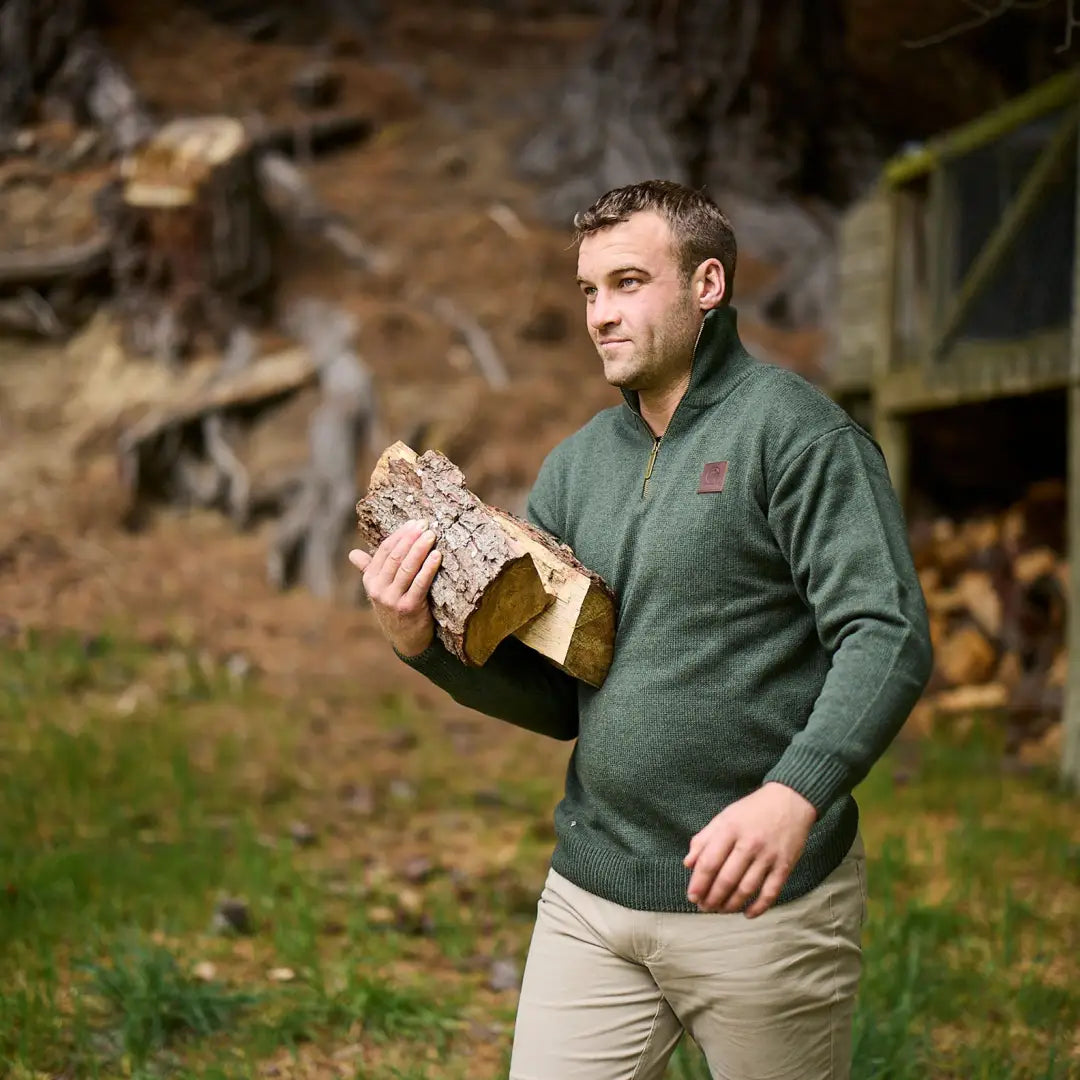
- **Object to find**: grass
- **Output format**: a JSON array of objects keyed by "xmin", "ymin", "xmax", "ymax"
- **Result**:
[
  {"xmin": 79, "ymin": 939, "xmax": 257, "ymax": 1064},
  {"xmin": 0, "ymin": 632, "xmax": 1077, "ymax": 1078}
]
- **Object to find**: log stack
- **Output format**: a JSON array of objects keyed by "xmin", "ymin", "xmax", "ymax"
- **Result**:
[{"xmin": 910, "ymin": 479, "xmax": 1067, "ymax": 757}]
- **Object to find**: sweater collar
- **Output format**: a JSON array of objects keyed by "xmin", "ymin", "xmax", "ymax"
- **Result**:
[{"xmin": 619, "ymin": 305, "xmax": 755, "ymax": 429}]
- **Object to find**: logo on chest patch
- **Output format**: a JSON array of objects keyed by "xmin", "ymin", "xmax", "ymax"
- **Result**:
[{"xmin": 697, "ymin": 461, "xmax": 728, "ymax": 493}]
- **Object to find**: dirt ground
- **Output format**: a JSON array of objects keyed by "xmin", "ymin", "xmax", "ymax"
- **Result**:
[{"xmin": 0, "ymin": 1, "xmax": 822, "ymax": 702}]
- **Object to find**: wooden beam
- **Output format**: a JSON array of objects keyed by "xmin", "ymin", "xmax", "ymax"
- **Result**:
[
  {"xmin": 1063, "ymin": 127, "xmax": 1080, "ymax": 794},
  {"xmin": 878, "ymin": 191, "xmax": 899, "ymax": 381},
  {"xmin": 925, "ymin": 167, "xmax": 952, "ymax": 361},
  {"xmin": 873, "ymin": 407, "xmax": 910, "ymax": 511},
  {"xmin": 885, "ymin": 68, "xmax": 1080, "ymax": 188},
  {"xmin": 1065, "ymin": 382, "xmax": 1080, "ymax": 792},
  {"xmin": 933, "ymin": 104, "xmax": 1080, "ymax": 360},
  {"xmin": 877, "ymin": 330, "xmax": 1071, "ymax": 413},
  {"xmin": 116, "ymin": 347, "xmax": 317, "ymax": 452}
]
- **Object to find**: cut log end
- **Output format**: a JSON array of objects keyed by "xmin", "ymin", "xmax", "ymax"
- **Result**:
[
  {"xmin": 456, "ymin": 555, "xmax": 551, "ymax": 666},
  {"xmin": 563, "ymin": 583, "xmax": 617, "ymax": 688},
  {"xmin": 490, "ymin": 506, "xmax": 616, "ymax": 687},
  {"xmin": 122, "ymin": 117, "xmax": 249, "ymax": 207}
]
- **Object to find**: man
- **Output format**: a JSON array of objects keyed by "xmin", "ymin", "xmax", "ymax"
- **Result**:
[{"xmin": 350, "ymin": 181, "xmax": 933, "ymax": 1080}]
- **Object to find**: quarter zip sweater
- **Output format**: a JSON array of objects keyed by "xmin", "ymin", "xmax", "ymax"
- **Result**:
[{"xmin": 401, "ymin": 305, "xmax": 933, "ymax": 911}]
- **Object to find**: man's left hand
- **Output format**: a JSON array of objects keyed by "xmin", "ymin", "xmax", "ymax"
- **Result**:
[{"xmin": 684, "ymin": 782, "xmax": 817, "ymax": 918}]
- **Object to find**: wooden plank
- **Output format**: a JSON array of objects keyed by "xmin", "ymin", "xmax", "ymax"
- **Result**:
[
  {"xmin": 877, "ymin": 190, "xmax": 899, "ymax": 379},
  {"xmin": 1063, "ymin": 124, "xmax": 1080, "ymax": 792},
  {"xmin": 925, "ymin": 167, "xmax": 952, "ymax": 361},
  {"xmin": 834, "ymin": 191, "xmax": 894, "ymax": 391},
  {"xmin": 1065, "ymin": 381, "xmax": 1080, "ymax": 791},
  {"xmin": 884, "ymin": 68, "xmax": 1080, "ymax": 187},
  {"xmin": 892, "ymin": 190, "xmax": 929, "ymax": 361},
  {"xmin": 877, "ymin": 329, "xmax": 1071, "ymax": 412},
  {"xmin": 116, "ymin": 346, "xmax": 317, "ymax": 450},
  {"xmin": 873, "ymin": 407, "xmax": 909, "ymax": 510},
  {"xmin": 933, "ymin": 104, "xmax": 1080, "ymax": 358}
]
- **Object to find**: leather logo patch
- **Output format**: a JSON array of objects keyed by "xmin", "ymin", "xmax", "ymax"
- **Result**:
[{"xmin": 697, "ymin": 461, "xmax": 728, "ymax": 493}]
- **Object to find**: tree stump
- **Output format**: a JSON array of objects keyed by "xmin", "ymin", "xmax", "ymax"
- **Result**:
[
  {"xmin": 107, "ymin": 116, "xmax": 276, "ymax": 363},
  {"xmin": 356, "ymin": 443, "xmax": 617, "ymax": 684}
]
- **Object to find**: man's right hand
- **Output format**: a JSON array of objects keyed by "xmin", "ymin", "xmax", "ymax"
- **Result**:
[{"xmin": 349, "ymin": 520, "xmax": 442, "ymax": 658}]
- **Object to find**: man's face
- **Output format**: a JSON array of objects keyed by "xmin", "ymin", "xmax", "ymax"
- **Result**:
[{"xmin": 576, "ymin": 211, "xmax": 702, "ymax": 394}]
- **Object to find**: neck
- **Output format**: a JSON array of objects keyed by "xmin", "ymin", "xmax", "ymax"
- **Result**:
[{"xmin": 637, "ymin": 369, "xmax": 691, "ymax": 437}]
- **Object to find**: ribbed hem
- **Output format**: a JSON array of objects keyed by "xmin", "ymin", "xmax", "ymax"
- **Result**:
[
  {"xmin": 550, "ymin": 799, "xmax": 859, "ymax": 913},
  {"xmin": 763, "ymin": 743, "xmax": 852, "ymax": 814}
]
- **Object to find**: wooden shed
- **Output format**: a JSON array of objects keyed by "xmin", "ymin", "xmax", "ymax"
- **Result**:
[{"xmin": 832, "ymin": 68, "xmax": 1080, "ymax": 789}]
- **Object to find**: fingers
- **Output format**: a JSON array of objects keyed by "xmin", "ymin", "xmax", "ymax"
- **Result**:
[
  {"xmin": 744, "ymin": 863, "xmax": 790, "ymax": 919},
  {"xmin": 349, "ymin": 520, "xmax": 443, "ymax": 608},
  {"xmin": 686, "ymin": 829, "xmax": 736, "ymax": 908},
  {"xmin": 683, "ymin": 830, "xmax": 705, "ymax": 869},
  {"xmin": 700, "ymin": 846, "xmax": 754, "ymax": 912},
  {"xmin": 368, "ymin": 520, "xmax": 426, "ymax": 580},
  {"xmin": 392, "ymin": 530, "xmax": 438, "ymax": 591},
  {"xmin": 720, "ymin": 856, "xmax": 771, "ymax": 914},
  {"xmin": 401, "ymin": 548, "xmax": 442, "ymax": 606},
  {"xmin": 378, "ymin": 526, "xmax": 427, "ymax": 589}
]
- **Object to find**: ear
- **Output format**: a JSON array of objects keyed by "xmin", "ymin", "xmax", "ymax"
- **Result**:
[{"xmin": 692, "ymin": 259, "xmax": 726, "ymax": 310}]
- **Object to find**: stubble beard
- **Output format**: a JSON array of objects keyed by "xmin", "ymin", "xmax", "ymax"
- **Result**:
[{"xmin": 600, "ymin": 290, "xmax": 701, "ymax": 392}]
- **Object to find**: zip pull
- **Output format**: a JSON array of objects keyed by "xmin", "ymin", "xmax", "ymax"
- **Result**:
[{"xmin": 642, "ymin": 436, "xmax": 662, "ymax": 497}]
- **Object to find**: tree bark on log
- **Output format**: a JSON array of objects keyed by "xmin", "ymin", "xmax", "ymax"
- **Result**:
[
  {"xmin": 104, "ymin": 116, "xmax": 277, "ymax": 364},
  {"xmin": 356, "ymin": 443, "xmax": 552, "ymax": 667},
  {"xmin": 356, "ymin": 442, "xmax": 617, "ymax": 684}
]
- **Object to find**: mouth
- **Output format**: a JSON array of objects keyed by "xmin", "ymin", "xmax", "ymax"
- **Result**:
[{"xmin": 598, "ymin": 339, "xmax": 629, "ymax": 348}]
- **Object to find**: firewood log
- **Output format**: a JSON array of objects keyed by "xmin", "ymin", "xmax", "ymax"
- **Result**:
[
  {"xmin": 935, "ymin": 622, "xmax": 998, "ymax": 687},
  {"xmin": 356, "ymin": 443, "xmax": 616, "ymax": 684}
]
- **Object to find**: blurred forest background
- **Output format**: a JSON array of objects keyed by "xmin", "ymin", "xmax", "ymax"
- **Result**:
[{"xmin": 1, "ymin": 1, "xmax": 1079, "ymax": 1077}]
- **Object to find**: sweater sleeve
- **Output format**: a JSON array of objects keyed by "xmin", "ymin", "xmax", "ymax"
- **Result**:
[
  {"xmin": 396, "ymin": 449, "xmax": 580, "ymax": 742},
  {"xmin": 762, "ymin": 426, "xmax": 933, "ymax": 811}
]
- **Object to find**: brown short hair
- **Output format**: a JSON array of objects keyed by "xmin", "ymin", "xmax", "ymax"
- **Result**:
[{"xmin": 572, "ymin": 180, "xmax": 737, "ymax": 301}]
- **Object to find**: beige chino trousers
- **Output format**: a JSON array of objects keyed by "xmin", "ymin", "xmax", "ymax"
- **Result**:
[{"xmin": 509, "ymin": 836, "xmax": 867, "ymax": 1080}]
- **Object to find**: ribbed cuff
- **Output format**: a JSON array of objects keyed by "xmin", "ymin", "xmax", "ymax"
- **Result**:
[
  {"xmin": 763, "ymin": 743, "xmax": 852, "ymax": 814},
  {"xmin": 394, "ymin": 638, "xmax": 462, "ymax": 679}
]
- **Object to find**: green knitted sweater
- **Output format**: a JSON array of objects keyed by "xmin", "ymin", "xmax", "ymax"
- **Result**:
[{"xmin": 402, "ymin": 305, "xmax": 932, "ymax": 911}]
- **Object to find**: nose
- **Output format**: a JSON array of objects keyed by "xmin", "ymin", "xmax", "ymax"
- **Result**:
[{"xmin": 587, "ymin": 291, "xmax": 621, "ymax": 334}]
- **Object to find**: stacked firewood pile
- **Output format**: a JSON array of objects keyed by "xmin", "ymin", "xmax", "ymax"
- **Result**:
[{"xmin": 910, "ymin": 480, "xmax": 1067, "ymax": 758}]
